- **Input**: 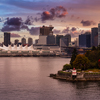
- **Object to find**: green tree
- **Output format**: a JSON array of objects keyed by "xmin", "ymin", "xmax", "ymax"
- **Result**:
[
  {"xmin": 70, "ymin": 48, "xmax": 78, "ymax": 67},
  {"xmin": 62, "ymin": 64, "xmax": 72, "ymax": 71},
  {"xmin": 73, "ymin": 54, "xmax": 90, "ymax": 70}
]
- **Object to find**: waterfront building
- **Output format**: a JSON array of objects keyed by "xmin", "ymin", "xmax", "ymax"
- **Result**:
[
  {"xmin": 91, "ymin": 27, "xmax": 98, "ymax": 47},
  {"xmin": 0, "ymin": 45, "xmax": 61, "ymax": 56},
  {"xmin": 60, "ymin": 34, "xmax": 71, "ymax": 47},
  {"xmin": 98, "ymin": 23, "xmax": 100, "ymax": 45},
  {"xmin": 28, "ymin": 37, "xmax": 33, "ymax": 46},
  {"xmin": 56, "ymin": 35, "xmax": 63, "ymax": 46},
  {"xmin": 21, "ymin": 38, "xmax": 26, "ymax": 46},
  {"xmin": 79, "ymin": 32, "xmax": 91, "ymax": 47},
  {"xmin": 4, "ymin": 32, "xmax": 10, "ymax": 46},
  {"xmin": 40, "ymin": 25, "xmax": 54, "ymax": 35}
]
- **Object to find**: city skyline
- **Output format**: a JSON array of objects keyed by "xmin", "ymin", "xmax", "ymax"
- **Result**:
[{"xmin": 0, "ymin": 0, "xmax": 100, "ymax": 43}]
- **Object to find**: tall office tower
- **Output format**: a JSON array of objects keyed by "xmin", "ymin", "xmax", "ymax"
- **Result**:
[
  {"xmin": 4, "ymin": 32, "xmax": 10, "ymax": 46},
  {"xmin": 38, "ymin": 35, "xmax": 47, "ymax": 45},
  {"xmin": 28, "ymin": 37, "xmax": 33, "ymax": 46},
  {"xmin": 14, "ymin": 39, "xmax": 19, "ymax": 45},
  {"xmin": 21, "ymin": 38, "xmax": 26, "ymax": 46},
  {"xmin": 40, "ymin": 25, "xmax": 54, "ymax": 35},
  {"xmin": 47, "ymin": 35, "xmax": 56, "ymax": 45},
  {"xmin": 56, "ymin": 35, "xmax": 63, "ymax": 46},
  {"xmin": 79, "ymin": 32, "xmax": 91, "ymax": 47},
  {"xmin": 60, "ymin": 34, "xmax": 71, "ymax": 47},
  {"xmin": 91, "ymin": 27, "xmax": 98, "ymax": 47},
  {"xmin": 98, "ymin": 23, "xmax": 100, "ymax": 45}
]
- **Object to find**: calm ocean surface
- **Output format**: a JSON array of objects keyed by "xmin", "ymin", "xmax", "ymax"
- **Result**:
[{"xmin": 0, "ymin": 57, "xmax": 100, "ymax": 100}]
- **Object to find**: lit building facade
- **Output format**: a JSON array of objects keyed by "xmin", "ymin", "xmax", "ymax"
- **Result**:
[{"xmin": 40, "ymin": 25, "xmax": 54, "ymax": 35}]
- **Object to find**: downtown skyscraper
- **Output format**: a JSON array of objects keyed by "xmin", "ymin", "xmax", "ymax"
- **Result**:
[{"xmin": 4, "ymin": 32, "xmax": 10, "ymax": 46}]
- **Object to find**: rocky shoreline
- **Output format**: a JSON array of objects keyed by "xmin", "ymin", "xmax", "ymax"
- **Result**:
[{"xmin": 50, "ymin": 71, "xmax": 100, "ymax": 82}]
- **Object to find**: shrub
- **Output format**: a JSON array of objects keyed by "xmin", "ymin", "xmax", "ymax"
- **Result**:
[{"xmin": 62, "ymin": 64, "xmax": 72, "ymax": 71}]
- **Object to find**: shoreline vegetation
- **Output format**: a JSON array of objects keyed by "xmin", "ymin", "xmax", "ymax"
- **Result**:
[{"xmin": 50, "ymin": 46, "xmax": 100, "ymax": 82}]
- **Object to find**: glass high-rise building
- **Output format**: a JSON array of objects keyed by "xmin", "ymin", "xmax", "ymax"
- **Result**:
[
  {"xmin": 56, "ymin": 35, "xmax": 63, "ymax": 46},
  {"xmin": 47, "ymin": 35, "xmax": 56, "ymax": 45},
  {"xmin": 91, "ymin": 27, "xmax": 98, "ymax": 47},
  {"xmin": 79, "ymin": 32, "xmax": 91, "ymax": 47},
  {"xmin": 4, "ymin": 32, "xmax": 10, "ymax": 46}
]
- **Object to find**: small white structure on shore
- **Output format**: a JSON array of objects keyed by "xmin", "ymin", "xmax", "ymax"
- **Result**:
[
  {"xmin": 72, "ymin": 68, "xmax": 77, "ymax": 79},
  {"xmin": 72, "ymin": 68, "xmax": 77, "ymax": 76}
]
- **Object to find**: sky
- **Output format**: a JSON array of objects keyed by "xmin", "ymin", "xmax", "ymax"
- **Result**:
[{"xmin": 0, "ymin": 0, "xmax": 100, "ymax": 43}]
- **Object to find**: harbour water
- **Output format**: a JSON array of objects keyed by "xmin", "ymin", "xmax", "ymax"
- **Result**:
[{"xmin": 0, "ymin": 57, "xmax": 100, "ymax": 100}]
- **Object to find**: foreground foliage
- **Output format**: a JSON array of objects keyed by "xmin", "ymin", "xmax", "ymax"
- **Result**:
[
  {"xmin": 62, "ymin": 64, "xmax": 72, "ymax": 71},
  {"xmin": 70, "ymin": 48, "xmax": 78, "ymax": 67},
  {"xmin": 73, "ymin": 54, "xmax": 90, "ymax": 70},
  {"xmin": 62, "ymin": 46, "xmax": 100, "ymax": 71}
]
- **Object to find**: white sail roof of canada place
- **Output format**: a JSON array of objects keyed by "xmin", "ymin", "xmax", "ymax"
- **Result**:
[{"xmin": 0, "ymin": 45, "xmax": 34, "ymax": 51}]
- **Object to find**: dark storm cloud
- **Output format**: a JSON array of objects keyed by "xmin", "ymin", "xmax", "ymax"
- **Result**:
[
  {"xmin": 1, "ymin": 17, "xmax": 34, "ymax": 32},
  {"xmin": 4, "ymin": 17, "xmax": 22, "ymax": 26},
  {"xmin": 24, "ymin": 16, "xmax": 34, "ymax": 25},
  {"xmin": 41, "ymin": 6, "xmax": 68, "ymax": 21},
  {"xmin": 20, "ymin": 25, "xmax": 29, "ymax": 31},
  {"xmin": 10, "ymin": 33, "xmax": 21, "ymax": 37},
  {"xmin": 81, "ymin": 20, "xmax": 96, "ymax": 26},
  {"xmin": 1, "ymin": 17, "xmax": 40, "ymax": 36},
  {"xmin": 1, "ymin": 25, "xmax": 21, "ymax": 32},
  {"xmin": 1, "ymin": 17, "xmax": 23, "ymax": 32},
  {"xmin": 71, "ymin": 27, "xmax": 76, "ymax": 31}
]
